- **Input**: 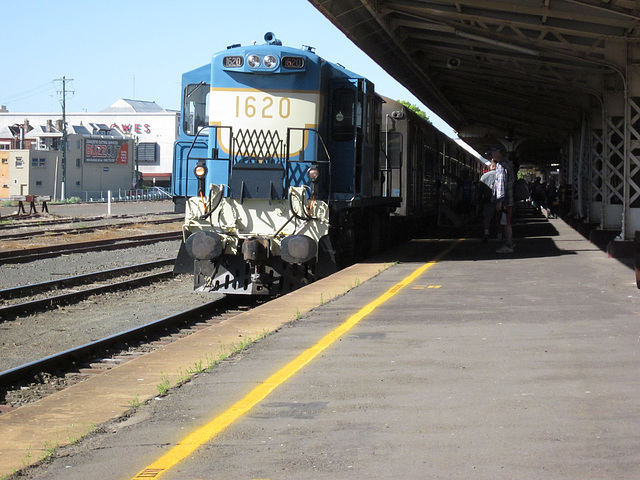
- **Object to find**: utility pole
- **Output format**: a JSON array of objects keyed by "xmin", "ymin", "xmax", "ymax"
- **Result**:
[{"xmin": 55, "ymin": 76, "xmax": 73, "ymax": 200}]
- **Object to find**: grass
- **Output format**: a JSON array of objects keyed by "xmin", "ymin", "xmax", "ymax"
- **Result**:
[
  {"xmin": 150, "ymin": 329, "xmax": 272, "ymax": 399},
  {"xmin": 49, "ymin": 196, "xmax": 81, "ymax": 205},
  {"xmin": 4, "ymin": 423, "xmax": 96, "ymax": 479},
  {"xmin": 156, "ymin": 375, "xmax": 171, "ymax": 396}
]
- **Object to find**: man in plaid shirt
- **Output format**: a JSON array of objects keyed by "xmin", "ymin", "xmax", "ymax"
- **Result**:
[{"xmin": 489, "ymin": 145, "xmax": 515, "ymax": 253}]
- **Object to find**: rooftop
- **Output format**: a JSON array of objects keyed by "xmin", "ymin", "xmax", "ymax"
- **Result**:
[{"xmin": 100, "ymin": 99, "xmax": 168, "ymax": 113}]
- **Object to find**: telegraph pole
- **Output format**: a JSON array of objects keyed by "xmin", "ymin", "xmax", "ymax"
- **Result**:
[{"xmin": 55, "ymin": 76, "xmax": 73, "ymax": 200}]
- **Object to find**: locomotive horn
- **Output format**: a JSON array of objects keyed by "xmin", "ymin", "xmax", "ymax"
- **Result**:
[{"xmin": 264, "ymin": 32, "xmax": 282, "ymax": 46}]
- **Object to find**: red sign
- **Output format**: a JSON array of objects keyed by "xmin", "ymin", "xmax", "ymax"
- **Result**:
[
  {"xmin": 117, "ymin": 142, "xmax": 129, "ymax": 164},
  {"xmin": 85, "ymin": 139, "xmax": 129, "ymax": 164},
  {"xmin": 110, "ymin": 123, "xmax": 151, "ymax": 134}
]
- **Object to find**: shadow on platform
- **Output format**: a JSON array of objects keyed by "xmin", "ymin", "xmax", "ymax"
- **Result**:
[{"xmin": 377, "ymin": 204, "xmax": 607, "ymax": 265}]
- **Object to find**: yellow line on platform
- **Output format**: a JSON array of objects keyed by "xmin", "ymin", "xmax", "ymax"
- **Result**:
[{"xmin": 130, "ymin": 241, "xmax": 460, "ymax": 480}]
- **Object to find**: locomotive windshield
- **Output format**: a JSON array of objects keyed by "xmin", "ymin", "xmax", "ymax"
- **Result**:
[{"xmin": 183, "ymin": 82, "xmax": 210, "ymax": 135}]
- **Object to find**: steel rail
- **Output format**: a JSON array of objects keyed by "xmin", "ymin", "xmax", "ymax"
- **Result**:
[
  {"xmin": 0, "ymin": 215, "xmax": 106, "ymax": 230},
  {"xmin": 0, "ymin": 211, "xmax": 181, "ymax": 231},
  {"xmin": 0, "ymin": 217, "xmax": 182, "ymax": 241},
  {"xmin": 0, "ymin": 269, "xmax": 176, "ymax": 321},
  {"xmin": 0, "ymin": 298, "xmax": 235, "ymax": 391},
  {"xmin": 0, "ymin": 231, "xmax": 182, "ymax": 264},
  {"xmin": 0, "ymin": 258, "xmax": 176, "ymax": 300}
]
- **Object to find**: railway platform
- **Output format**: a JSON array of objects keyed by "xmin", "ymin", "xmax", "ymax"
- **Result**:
[{"xmin": 3, "ymin": 209, "xmax": 640, "ymax": 479}]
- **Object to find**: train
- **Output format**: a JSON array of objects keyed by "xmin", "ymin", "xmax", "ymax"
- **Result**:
[{"xmin": 172, "ymin": 32, "xmax": 484, "ymax": 295}]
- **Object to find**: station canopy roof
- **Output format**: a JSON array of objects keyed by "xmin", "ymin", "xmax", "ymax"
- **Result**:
[{"xmin": 308, "ymin": 0, "xmax": 640, "ymax": 167}]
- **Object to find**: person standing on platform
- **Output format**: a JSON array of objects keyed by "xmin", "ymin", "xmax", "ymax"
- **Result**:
[
  {"xmin": 479, "ymin": 158, "xmax": 497, "ymax": 241},
  {"xmin": 488, "ymin": 145, "xmax": 516, "ymax": 253}
]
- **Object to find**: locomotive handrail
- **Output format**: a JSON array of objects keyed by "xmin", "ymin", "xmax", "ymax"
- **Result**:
[
  {"xmin": 378, "ymin": 144, "xmax": 403, "ymax": 199},
  {"xmin": 285, "ymin": 127, "xmax": 332, "ymax": 201},
  {"xmin": 380, "ymin": 165, "xmax": 402, "ymax": 199},
  {"xmin": 181, "ymin": 125, "xmax": 211, "ymax": 203},
  {"xmin": 179, "ymin": 125, "xmax": 233, "ymax": 202},
  {"xmin": 174, "ymin": 139, "xmax": 206, "ymax": 198}
]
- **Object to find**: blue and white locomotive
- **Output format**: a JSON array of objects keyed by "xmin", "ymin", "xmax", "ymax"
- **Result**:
[{"xmin": 172, "ymin": 33, "xmax": 401, "ymax": 295}]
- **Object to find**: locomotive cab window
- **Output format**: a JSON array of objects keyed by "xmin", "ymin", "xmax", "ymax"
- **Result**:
[
  {"xmin": 183, "ymin": 82, "xmax": 210, "ymax": 135},
  {"xmin": 331, "ymin": 88, "xmax": 355, "ymax": 141}
]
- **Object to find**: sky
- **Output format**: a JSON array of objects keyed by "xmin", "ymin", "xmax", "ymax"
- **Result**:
[{"xmin": 1, "ymin": 0, "xmax": 457, "ymax": 138}]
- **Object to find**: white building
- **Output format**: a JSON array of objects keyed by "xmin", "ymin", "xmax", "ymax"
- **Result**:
[{"xmin": 0, "ymin": 99, "xmax": 179, "ymax": 187}]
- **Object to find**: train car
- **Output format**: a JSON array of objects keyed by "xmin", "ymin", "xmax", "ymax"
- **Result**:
[
  {"xmin": 172, "ymin": 33, "xmax": 401, "ymax": 295},
  {"xmin": 380, "ymin": 97, "xmax": 484, "ymax": 234}
]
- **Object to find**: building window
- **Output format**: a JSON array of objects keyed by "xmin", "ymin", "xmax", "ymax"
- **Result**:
[
  {"xmin": 136, "ymin": 142, "xmax": 159, "ymax": 164},
  {"xmin": 75, "ymin": 181, "xmax": 81, "ymax": 186},
  {"xmin": 15, "ymin": 157, "xmax": 23, "ymax": 168},
  {"xmin": 31, "ymin": 158, "xmax": 46, "ymax": 167},
  {"xmin": 1, "ymin": 158, "xmax": 7, "ymax": 164},
  {"xmin": 35, "ymin": 181, "xmax": 42, "ymax": 186},
  {"xmin": 76, "ymin": 158, "xmax": 81, "ymax": 168}
]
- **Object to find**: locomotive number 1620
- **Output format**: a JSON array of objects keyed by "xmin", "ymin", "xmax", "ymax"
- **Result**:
[{"xmin": 235, "ymin": 95, "xmax": 291, "ymax": 119}]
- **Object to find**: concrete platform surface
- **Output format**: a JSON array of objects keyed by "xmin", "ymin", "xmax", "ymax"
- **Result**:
[{"xmin": 5, "ymin": 216, "xmax": 640, "ymax": 479}]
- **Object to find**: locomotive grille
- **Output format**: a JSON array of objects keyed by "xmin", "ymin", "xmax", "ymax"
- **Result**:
[{"xmin": 234, "ymin": 129, "xmax": 283, "ymax": 164}]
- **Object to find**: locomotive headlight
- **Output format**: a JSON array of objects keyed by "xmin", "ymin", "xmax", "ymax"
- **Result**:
[
  {"xmin": 247, "ymin": 54, "xmax": 261, "ymax": 68},
  {"xmin": 194, "ymin": 164, "xmax": 208, "ymax": 179},
  {"xmin": 307, "ymin": 166, "xmax": 320, "ymax": 182},
  {"xmin": 263, "ymin": 55, "xmax": 278, "ymax": 68}
]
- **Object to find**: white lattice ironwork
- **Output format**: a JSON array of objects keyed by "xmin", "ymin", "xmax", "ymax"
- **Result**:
[
  {"xmin": 576, "ymin": 141, "xmax": 583, "ymax": 211},
  {"xmin": 628, "ymin": 97, "xmax": 640, "ymax": 209},
  {"xmin": 604, "ymin": 115, "xmax": 625, "ymax": 206},
  {"xmin": 569, "ymin": 126, "xmax": 591, "ymax": 218},
  {"xmin": 590, "ymin": 128, "xmax": 604, "ymax": 204}
]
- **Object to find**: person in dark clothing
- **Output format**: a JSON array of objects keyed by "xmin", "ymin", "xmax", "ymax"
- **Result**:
[
  {"xmin": 488, "ymin": 146, "xmax": 515, "ymax": 253},
  {"xmin": 479, "ymin": 158, "xmax": 497, "ymax": 241},
  {"xmin": 544, "ymin": 180, "xmax": 558, "ymax": 218},
  {"xmin": 531, "ymin": 177, "xmax": 546, "ymax": 213}
]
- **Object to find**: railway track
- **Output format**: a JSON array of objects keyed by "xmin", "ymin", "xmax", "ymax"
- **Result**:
[
  {"xmin": 0, "ymin": 296, "xmax": 262, "ymax": 410},
  {"xmin": 0, "ymin": 259, "xmax": 177, "ymax": 319},
  {"xmin": 0, "ymin": 215, "xmax": 107, "ymax": 230},
  {"xmin": 0, "ymin": 204, "xmax": 262, "ymax": 413},
  {"xmin": 0, "ymin": 231, "xmax": 182, "ymax": 264},
  {"xmin": 0, "ymin": 211, "xmax": 181, "ymax": 231},
  {"xmin": 0, "ymin": 216, "xmax": 182, "ymax": 241}
]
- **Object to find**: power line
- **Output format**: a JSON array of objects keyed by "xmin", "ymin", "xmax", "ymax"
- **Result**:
[{"xmin": 0, "ymin": 81, "xmax": 55, "ymax": 105}]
